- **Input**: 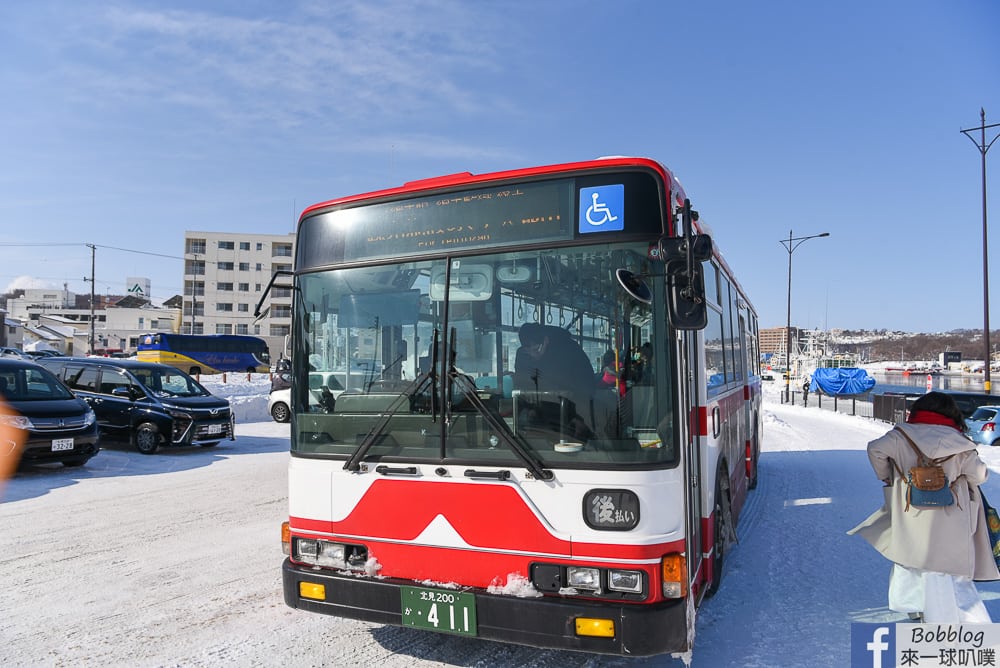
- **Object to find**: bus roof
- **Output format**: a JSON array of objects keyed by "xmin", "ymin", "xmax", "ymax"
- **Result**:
[{"xmin": 299, "ymin": 156, "xmax": 678, "ymax": 220}]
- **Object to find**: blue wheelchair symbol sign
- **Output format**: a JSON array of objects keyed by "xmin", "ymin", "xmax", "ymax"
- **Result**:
[{"xmin": 579, "ymin": 185, "xmax": 625, "ymax": 233}]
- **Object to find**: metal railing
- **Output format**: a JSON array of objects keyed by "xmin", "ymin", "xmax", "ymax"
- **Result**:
[{"xmin": 780, "ymin": 390, "xmax": 878, "ymax": 420}]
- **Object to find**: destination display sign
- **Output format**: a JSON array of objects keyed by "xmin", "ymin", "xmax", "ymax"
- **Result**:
[
  {"xmin": 299, "ymin": 180, "xmax": 574, "ymax": 266},
  {"xmin": 296, "ymin": 170, "xmax": 665, "ymax": 270}
]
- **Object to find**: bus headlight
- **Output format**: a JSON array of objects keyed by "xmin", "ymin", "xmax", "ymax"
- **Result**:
[
  {"xmin": 292, "ymin": 537, "xmax": 367, "ymax": 570},
  {"xmin": 608, "ymin": 569, "xmax": 643, "ymax": 593},
  {"xmin": 566, "ymin": 567, "xmax": 602, "ymax": 593},
  {"xmin": 295, "ymin": 539, "xmax": 345, "ymax": 567}
]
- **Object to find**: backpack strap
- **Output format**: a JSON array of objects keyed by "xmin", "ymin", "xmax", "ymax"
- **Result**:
[{"xmin": 893, "ymin": 426, "xmax": 955, "ymax": 466}]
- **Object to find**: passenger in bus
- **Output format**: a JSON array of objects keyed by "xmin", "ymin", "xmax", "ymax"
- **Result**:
[
  {"xmin": 513, "ymin": 323, "xmax": 595, "ymax": 439},
  {"xmin": 597, "ymin": 350, "xmax": 625, "ymax": 397},
  {"xmin": 636, "ymin": 342, "xmax": 654, "ymax": 385},
  {"xmin": 318, "ymin": 386, "xmax": 336, "ymax": 413},
  {"xmin": 848, "ymin": 392, "xmax": 998, "ymax": 623}
]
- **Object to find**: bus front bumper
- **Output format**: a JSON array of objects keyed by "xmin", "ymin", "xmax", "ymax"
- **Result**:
[{"xmin": 282, "ymin": 558, "xmax": 689, "ymax": 657}]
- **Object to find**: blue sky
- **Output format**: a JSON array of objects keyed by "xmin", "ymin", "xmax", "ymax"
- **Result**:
[{"xmin": 1, "ymin": 0, "xmax": 997, "ymax": 333}]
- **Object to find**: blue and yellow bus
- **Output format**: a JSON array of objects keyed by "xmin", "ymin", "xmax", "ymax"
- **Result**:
[{"xmin": 137, "ymin": 333, "xmax": 270, "ymax": 375}]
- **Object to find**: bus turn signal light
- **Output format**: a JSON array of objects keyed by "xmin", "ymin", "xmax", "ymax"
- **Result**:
[
  {"xmin": 299, "ymin": 582, "xmax": 326, "ymax": 600},
  {"xmin": 281, "ymin": 521, "xmax": 290, "ymax": 555},
  {"xmin": 575, "ymin": 617, "xmax": 615, "ymax": 638},
  {"xmin": 661, "ymin": 554, "xmax": 687, "ymax": 598}
]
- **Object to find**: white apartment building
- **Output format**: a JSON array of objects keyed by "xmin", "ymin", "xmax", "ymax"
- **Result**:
[{"xmin": 183, "ymin": 231, "xmax": 295, "ymax": 361}]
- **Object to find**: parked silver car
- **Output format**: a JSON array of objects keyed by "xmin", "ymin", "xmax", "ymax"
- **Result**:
[{"xmin": 965, "ymin": 406, "xmax": 1000, "ymax": 446}]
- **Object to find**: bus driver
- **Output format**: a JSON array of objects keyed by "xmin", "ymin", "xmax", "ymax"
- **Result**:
[{"xmin": 513, "ymin": 323, "xmax": 595, "ymax": 440}]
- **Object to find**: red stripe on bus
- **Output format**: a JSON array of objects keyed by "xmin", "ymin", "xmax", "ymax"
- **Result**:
[{"xmin": 299, "ymin": 480, "xmax": 573, "ymax": 554}]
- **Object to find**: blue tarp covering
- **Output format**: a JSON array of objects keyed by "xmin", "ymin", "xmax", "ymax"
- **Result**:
[{"xmin": 809, "ymin": 367, "xmax": 876, "ymax": 396}]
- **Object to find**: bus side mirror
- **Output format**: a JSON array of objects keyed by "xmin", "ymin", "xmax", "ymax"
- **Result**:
[
  {"xmin": 660, "ymin": 233, "xmax": 713, "ymax": 331},
  {"xmin": 614, "ymin": 269, "xmax": 652, "ymax": 305},
  {"xmin": 659, "ymin": 234, "xmax": 712, "ymax": 263},
  {"xmin": 665, "ymin": 258, "xmax": 708, "ymax": 330}
]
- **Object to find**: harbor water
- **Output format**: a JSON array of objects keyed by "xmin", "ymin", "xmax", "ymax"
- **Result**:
[{"xmin": 868, "ymin": 371, "xmax": 993, "ymax": 396}]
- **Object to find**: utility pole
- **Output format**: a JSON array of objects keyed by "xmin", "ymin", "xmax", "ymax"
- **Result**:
[
  {"xmin": 961, "ymin": 109, "xmax": 1000, "ymax": 393},
  {"xmin": 83, "ymin": 243, "xmax": 96, "ymax": 354}
]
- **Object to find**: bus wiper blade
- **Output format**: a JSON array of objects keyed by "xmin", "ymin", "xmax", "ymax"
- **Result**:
[
  {"xmin": 449, "ymin": 371, "xmax": 553, "ymax": 482},
  {"xmin": 343, "ymin": 371, "xmax": 435, "ymax": 472}
]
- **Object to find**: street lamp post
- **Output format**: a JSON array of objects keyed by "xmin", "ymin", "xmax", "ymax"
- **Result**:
[
  {"xmin": 780, "ymin": 230, "xmax": 830, "ymax": 403},
  {"xmin": 961, "ymin": 109, "xmax": 1000, "ymax": 393}
]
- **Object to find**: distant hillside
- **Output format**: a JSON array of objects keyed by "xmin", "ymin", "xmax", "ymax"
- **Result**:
[{"xmin": 825, "ymin": 329, "xmax": 988, "ymax": 362}]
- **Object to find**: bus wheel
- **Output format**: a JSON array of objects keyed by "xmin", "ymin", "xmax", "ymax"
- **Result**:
[
  {"xmin": 134, "ymin": 423, "xmax": 160, "ymax": 454},
  {"xmin": 707, "ymin": 473, "xmax": 729, "ymax": 597}
]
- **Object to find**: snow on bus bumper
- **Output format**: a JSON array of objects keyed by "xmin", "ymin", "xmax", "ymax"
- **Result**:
[{"xmin": 281, "ymin": 558, "xmax": 688, "ymax": 657}]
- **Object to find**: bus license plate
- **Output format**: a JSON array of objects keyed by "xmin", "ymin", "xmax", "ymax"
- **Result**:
[
  {"xmin": 400, "ymin": 586, "xmax": 477, "ymax": 637},
  {"xmin": 207, "ymin": 424, "xmax": 222, "ymax": 434},
  {"xmin": 52, "ymin": 438, "xmax": 74, "ymax": 451}
]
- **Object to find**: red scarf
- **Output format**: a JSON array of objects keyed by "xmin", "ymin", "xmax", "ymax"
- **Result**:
[{"xmin": 907, "ymin": 409, "xmax": 962, "ymax": 431}]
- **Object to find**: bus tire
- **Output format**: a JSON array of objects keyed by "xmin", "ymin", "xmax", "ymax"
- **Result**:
[
  {"xmin": 707, "ymin": 471, "xmax": 728, "ymax": 597},
  {"xmin": 134, "ymin": 423, "xmax": 160, "ymax": 454}
]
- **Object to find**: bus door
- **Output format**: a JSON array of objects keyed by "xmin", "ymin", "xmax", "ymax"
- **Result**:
[{"xmin": 679, "ymin": 329, "xmax": 702, "ymax": 594}]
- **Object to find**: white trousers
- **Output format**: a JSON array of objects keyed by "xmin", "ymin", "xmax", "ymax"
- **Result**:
[{"xmin": 889, "ymin": 563, "xmax": 992, "ymax": 623}]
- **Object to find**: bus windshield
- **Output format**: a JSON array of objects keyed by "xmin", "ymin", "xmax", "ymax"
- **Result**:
[{"xmin": 292, "ymin": 243, "xmax": 675, "ymax": 468}]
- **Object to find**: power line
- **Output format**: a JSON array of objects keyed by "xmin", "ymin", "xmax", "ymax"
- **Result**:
[{"xmin": 0, "ymin": 241, "xmax": 184, "ymax": 261}]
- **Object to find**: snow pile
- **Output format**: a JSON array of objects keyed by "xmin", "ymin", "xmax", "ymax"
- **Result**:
[{"xmin": 198, "ymin": 373, "xmax": 271, "ymax": 423}]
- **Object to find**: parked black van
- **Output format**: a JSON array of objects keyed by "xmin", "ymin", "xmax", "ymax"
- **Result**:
[
  {"xmin": 0, "ymin": 358, "xmax": 100, "ymax": 467},
  {"xmin": 38, "ymin": 357, "xmax": 234, "ymax": 454}
]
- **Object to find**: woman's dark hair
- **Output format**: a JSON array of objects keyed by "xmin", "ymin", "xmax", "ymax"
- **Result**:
[{"xmin": 909, "ymin": 391, "xmax": 965, "ymax": 430}]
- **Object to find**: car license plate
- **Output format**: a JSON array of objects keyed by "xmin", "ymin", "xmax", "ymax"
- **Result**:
[
  {"xmin": 400, "ymin": 586, "xmax": 477, "ymax": 637},
  {"xmin": 51, "ymin": 438, "xmax": 74, "ymax": 452},
  {"xmin": 207, "ymin": 424, "xmax": 222, "ymax": 434}
]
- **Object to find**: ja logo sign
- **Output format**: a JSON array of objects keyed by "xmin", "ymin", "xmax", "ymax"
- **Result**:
[
  {"xmin": 851, "ymin": 623, "xmax": 895, "ymax": 668},
  {"xmin": 579, "ymin": 184, "xmax": 624, "ymax": 233}
]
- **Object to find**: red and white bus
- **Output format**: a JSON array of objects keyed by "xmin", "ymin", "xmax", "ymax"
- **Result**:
[{"xmin": 276, "ymin": 157, "xmax": 762, "ymax": 656}]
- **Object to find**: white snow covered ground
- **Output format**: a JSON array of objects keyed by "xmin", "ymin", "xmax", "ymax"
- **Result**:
[{"xmin": 4, "ymin": 375, "xmax": 1000, "ymax": 667}]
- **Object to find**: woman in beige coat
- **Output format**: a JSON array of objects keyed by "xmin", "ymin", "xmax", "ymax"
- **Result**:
[{"xmin": 849, "ymin": 392, "xmax": 999, "ymax": 622}]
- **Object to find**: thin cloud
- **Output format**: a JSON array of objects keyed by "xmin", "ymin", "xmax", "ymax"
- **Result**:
[{"xmin": 68, "ymin": 3, "xmax": 516, "ymax": 130}]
